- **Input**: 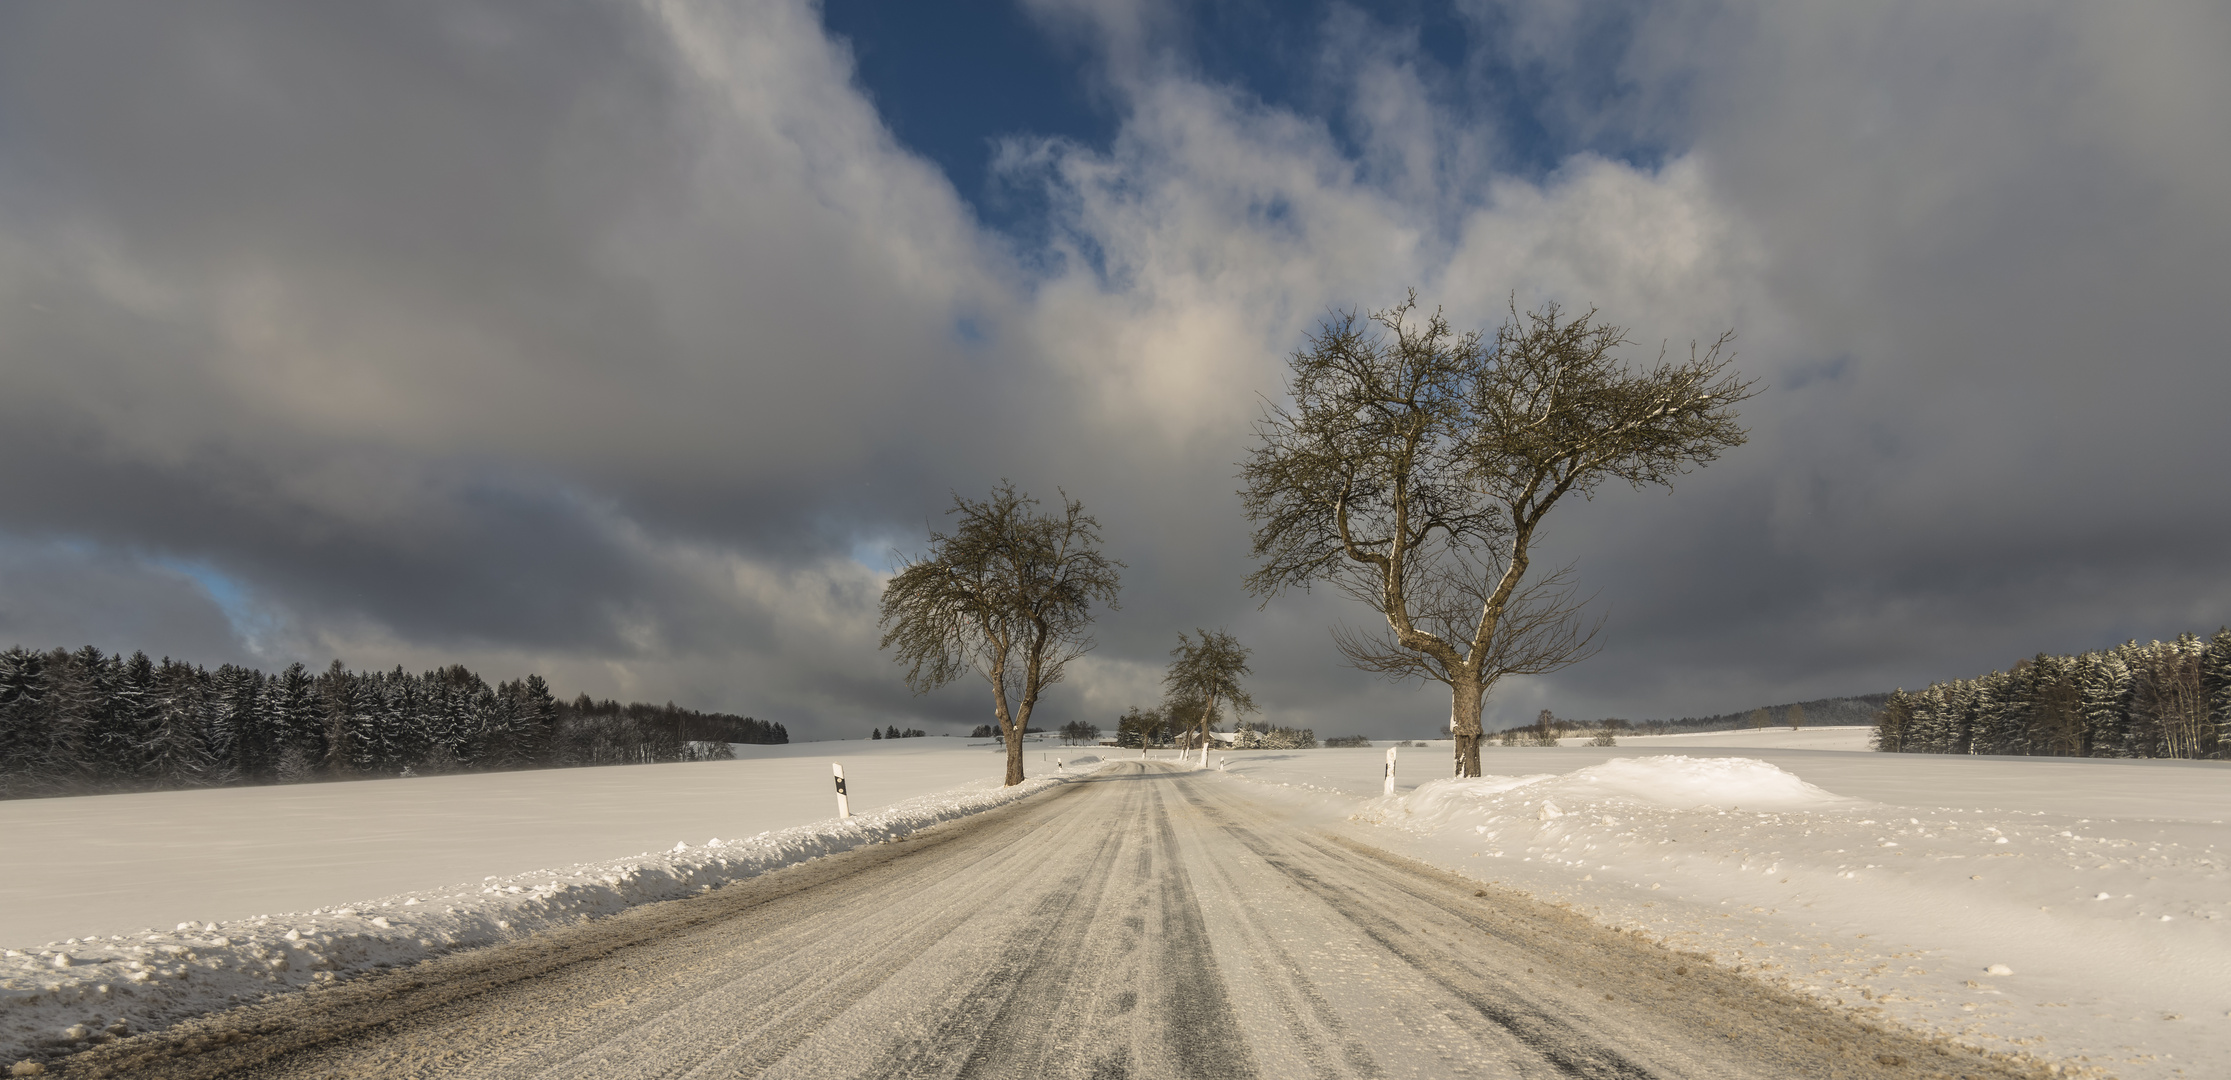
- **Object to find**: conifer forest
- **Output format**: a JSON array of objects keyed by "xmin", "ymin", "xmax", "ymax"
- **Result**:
[
  {"xmin": 1872, "ymin": 630, "xmax": 2231, "ymax": 759},
  {"xmin": 0, "ymin": 645, "xmax": 785, "ymax": 799}
]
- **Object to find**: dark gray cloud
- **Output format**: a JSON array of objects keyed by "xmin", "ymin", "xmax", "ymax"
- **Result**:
[
  {"xmin": 1, "ymin": 0, "xmax": 2224, "ymax": 743},
  {"xmin": 1436, "ymin": 0, "xmax": 2231, "ymax": 722},
  {"xmin": 0, "ymin": 542, "xmax": 250, "ymax": 664}
]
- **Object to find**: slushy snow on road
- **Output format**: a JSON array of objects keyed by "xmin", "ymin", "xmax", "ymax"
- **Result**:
[{"xmin": 6, "ymin": 726, "xmax": 2228, "ymax": 1078}]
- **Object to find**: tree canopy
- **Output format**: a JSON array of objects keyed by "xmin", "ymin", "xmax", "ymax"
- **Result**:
[
  {"xmin": 1244, "ymin": 293, "xmax": 1755, "ymax": 776},
  {"xmin": 1163, "ymin": 628, "xmax": 1256, "ymax": 764},
  {"xmin": 879, "ymin": 482, "xmax": 1121, "ymax": 785}
]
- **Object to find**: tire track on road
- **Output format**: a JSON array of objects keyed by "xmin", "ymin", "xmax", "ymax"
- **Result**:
[{"xmin": 54, "ymin": 762, "xmax": 2044, "ymax": 1080}]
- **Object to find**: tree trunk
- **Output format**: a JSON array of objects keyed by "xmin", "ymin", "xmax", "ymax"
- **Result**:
[
  {"xmin": 1005, "ymin": 681, "xmax": 1034, "ymax": 786},
  {"xmin": 988, "ymin": 657, "xmax": 1026, "ymax": 787},
  {"xmin": 1451, "ymin": 677, "xmax": 1484, "ymax": 777}
]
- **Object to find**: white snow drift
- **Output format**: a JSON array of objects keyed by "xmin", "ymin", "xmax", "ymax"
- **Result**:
[{"xmin": 1220, "ymin": 731, "xmax": 2231, "ymax": 1079}]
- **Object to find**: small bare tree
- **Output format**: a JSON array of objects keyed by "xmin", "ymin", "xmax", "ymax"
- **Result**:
[
  {"xmin": 879, "ymin": 482, "xmax": 1122, "ymax": 785},
  {"xmin": 1163, "ymin": 629, "xmax": 1257, "ymax": 767},
  {"xmin": 1244, "ymin": 293, "xmax": 1755, "ymax": 777},
  {"xmin": 2136, "ymin": 638, "xmax": 2211, "ymax": 759}
]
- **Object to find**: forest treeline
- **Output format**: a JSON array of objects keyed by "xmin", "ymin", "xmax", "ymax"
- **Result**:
[
  {"xmin": 1636, "ymin": 694, "xmax": 1892, "ymax": 735},
  {"xmin": 1492, "ymin": 693, "xmax": 1893, "ymax": 744},
  {"xmin": 0, "ymin": 644, "xmax": 785, "ymax": 799},
  {"xmin": 1873, "ymin": 630, "xmax": 2231, "ymax": 758}
]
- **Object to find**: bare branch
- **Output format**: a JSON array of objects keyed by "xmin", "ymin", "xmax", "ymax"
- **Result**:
[
  {"xmin": 1242, "ymin": 292, "xmax": 1753, "ymax": 776},
  {"xmin": 877, "ymin": 481, "xmax": 1121, "ymax": 785}
]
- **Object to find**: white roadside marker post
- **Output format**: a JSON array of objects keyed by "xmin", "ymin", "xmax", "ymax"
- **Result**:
[
  {"xmin": 832, "ymin": 762, "xmax": 852, "ymax": 819},
  {"xmin": 1383, "ymin": 745, "xmax": 1398, "ymax": 797}
]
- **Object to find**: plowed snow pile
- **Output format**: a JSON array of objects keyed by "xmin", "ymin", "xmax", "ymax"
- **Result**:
[
  {"xmin": 1221, "ymin": 734, "xmax": 2231, "ymax": 1080},
  {"xmin": 0, "ymin": 741, "xmax": 1101, "ymax": 1067}
]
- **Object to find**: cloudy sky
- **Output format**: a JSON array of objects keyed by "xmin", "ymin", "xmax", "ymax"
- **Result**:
[{"xmin": 1, "ymin": 0, "xmax": 2224, "ymax": 741}]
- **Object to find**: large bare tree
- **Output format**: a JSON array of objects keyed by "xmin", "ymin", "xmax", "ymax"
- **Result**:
[
  {"xmin": 879, "ymin": 482, "xmax": 1122, "ymax": 785},
  {"xmin": 1163, "ymin": 628, "xmax": 1257, "ymax": 767},
  {"xmin": 1243, "ymin": 294, "xmax": 1755, "ymax": 777}
]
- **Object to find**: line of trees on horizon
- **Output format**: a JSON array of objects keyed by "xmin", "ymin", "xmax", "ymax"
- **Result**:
[
  {"xmin": 1487, "ymin": 694, "xmax": 1894, "ymax": 746},
  {"xmin": 1872, "ymin": 630, "xmax": 2231, "ymax": 759},
  {"xmin": 0, "ymin": 644, "xmax": 785, "ymax": 799}
]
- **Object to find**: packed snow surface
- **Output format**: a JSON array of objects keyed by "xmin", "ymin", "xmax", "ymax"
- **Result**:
[
  {"xmin": 0, "ymin": 739, "xmax": 1099, "ymax": 1065},
  {"xmin": 1220, "ymin": 730, "xmax": 2231, "ymax": 1079},
  {"xmin": 8, "ymin": 726, "xmax": 2228, "ymax": 1078}
]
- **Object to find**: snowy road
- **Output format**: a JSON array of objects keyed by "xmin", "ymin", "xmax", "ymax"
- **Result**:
[{"xmin": 62, "ymin": 762, "xmax": 2029, "ymax": 1079}]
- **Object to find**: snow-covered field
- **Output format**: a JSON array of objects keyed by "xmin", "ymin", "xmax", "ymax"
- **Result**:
[
  {"xmin": 7, "ymin": 726, "xmax": 2227, "ymax": 1077},
  {"xmin": 1219, "ymin": 728, "xmax": 2231, "ymax": 1079},
  {"xmin": 0, "ymin": 738, "xmax": 1097, "ymax": 1065}
]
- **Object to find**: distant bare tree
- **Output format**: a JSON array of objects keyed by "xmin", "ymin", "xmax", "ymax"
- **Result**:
[
  {"xmin": 1786, "ymin": 702, "xmax": 1808, "ymax": 730},
  {"xmin": 1747, "ymin": 707, "xmax": 1770, "ymax": 730},
  {"xmin": 1163, "ymin": 629, "xmax": 1257, "ymax": 767},
  {"xmin": 879, "ymin": 483, "xmax": 1122, "ymax": 785},
  {"xmin": 1243, "ymin": 293, "xmax": 1756, "ymax": 776},
  {"xmin": 2135, "ymin": 640, "xmax": 2211, "ymax": 759}
]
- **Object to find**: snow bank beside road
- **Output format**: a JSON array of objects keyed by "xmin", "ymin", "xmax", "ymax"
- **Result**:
[
  {"xmin": 1222, "ymin": 743, "xmax": 2231, "ymax": 1079},
  {"xmin": 1391, "ymin": 755, "xmax": 1860, "ymax": 818},
  {"xmin": 2, "ymin": 738, "xmax": 1081, "ymax": 947},
  {"xmin": 0, "ymin": 753, "xmax": 1102, "ymax": 1069}
]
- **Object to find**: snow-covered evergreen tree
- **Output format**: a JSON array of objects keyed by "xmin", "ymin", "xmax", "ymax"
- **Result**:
[
  {"xmin": 2205, "ymin": 628, "xmax": 2231, "ymax": 758},
  {"xmin": 428, "ymin": 665, "xmax": 487, "ymax": 767},
  {"xmin": 2024, "ymin": 654, "xmax": 2084, "ymax": 756},
  {"xmin": 2085, "ymin": 646, "xmax": 2138, "ymax": 757},
  {"xmin": 0, "ymin": 647, "xmax": 53, "ymax": 795},
  {"xmin": 210, "ymin": 664, "xmax": 277, "ymax": 780},
  {"xmin": 2065, "ymin": 653, "xmax": 2102, "ymax": 756},
  {"xmin": 1903, "ymin": 686, "xmax": 1942, "ymax": 753},
  {"xmin": 110, "ymin": 651, "xmax": 157, "ymax": 779},
  {"xmin": 1870, "ymin": 690, "xmax": 1912, "ymax": 751},
  {"xmin": 316, "ymin": 660, "xmax": 366, "ymax": 776},
  {"xmin": 1967, "ymin": 676, "xmax": 1999, "ymax": 754},
  {"xmin": 512, "ymin": 674, "xmax": 557, "ymax": 765},
  {"xmin": 477, "ymin": 678, "xmax": 523, "ymax": 769},
  {"xmin": 267, "ymin": 662, "xmax": 321, "ymax": 766},
  {"xmin": 48, "ymin": 646, "xmax": 119, "ymax": 783},
  {"xmin": 141, "ymin": 659, "xmax": 217, "ymax": 786},
  {"xmin": 207, "ymin": 663, "xmax": 263, "ymax": 782},
  {"xmin": 358, "ymin": 667, "xmax": 426, "ymax": 774}
]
